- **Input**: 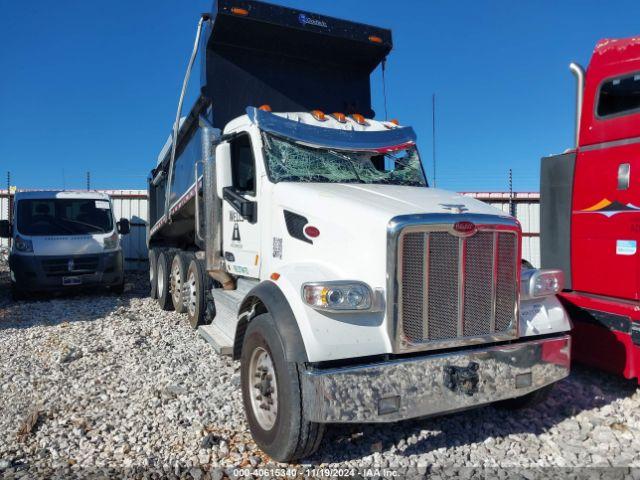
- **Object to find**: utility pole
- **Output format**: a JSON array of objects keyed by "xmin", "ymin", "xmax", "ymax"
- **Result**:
[
  {"xmin": 86, "ymin": 171, "xmax": 91, "ymax": 190},
  {"xmin": 509, "ymin": 168, "xmax": 516, "ymax": 217},
  {"xmin": 6, "ymin": 171, "xmax": 11, "ymax": 248},
  {"xmin": 432, "ymin": 93, "xmax": 437, "ymax": 187}
]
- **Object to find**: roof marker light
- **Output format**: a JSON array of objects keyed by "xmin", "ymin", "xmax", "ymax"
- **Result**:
[
  {"xmin": 259, "ymin": 104, "xmax": 272, "ymax": 112},
  {"xmin": 368, "ymin": 35, "xmax": 383, "ymax": 44},
  {"xmin": 331, "ymin": 112, "xmax": 347, "ymax": 123},
  {"xmin": 390, "ymin": 119, "xmax": 399, "ymax": 125},
  {"xmin": 311, "ymin": 110, "xmax": 327, "ymax": 121},
  {"xmin": 230, "ymin": 7, "xmax": 249, "ymax": 16},
  {"xmin": 350, "ymin": 113, "xmax": 367, "ymax": 125}
]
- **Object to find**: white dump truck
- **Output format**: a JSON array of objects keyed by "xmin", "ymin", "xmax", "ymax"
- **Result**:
[{"xmin": 147, "ymin": 0, "xmax": 572, "ymax": 461}]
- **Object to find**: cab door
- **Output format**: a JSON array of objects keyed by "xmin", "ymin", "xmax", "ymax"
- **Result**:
[
  {"xmin": 221, "ymin": 133, "xmax": 261, "ymax": 279},
  {"xmin": 572, "ymin": 143, "xmax": 640, "ymax": 301}
]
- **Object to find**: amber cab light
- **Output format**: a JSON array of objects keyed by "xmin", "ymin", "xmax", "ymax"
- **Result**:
[
  {"xmin": 311, "ymin": 110, "xmax": 327, "ymax": 121},
  {"xmin": 331, "ymin": 112, "xmax": 347, "ymax": 123},
  {"xmin": 259, "ymin": 104, "xmax": 272, "ymax": 112},
  {"xmin": 270, "ymin": 272, "xmax": 281, "ymax": 281},
  {"xmin": 368, "ymin": 35, "xmax": 383, "ymax": 44},
  {"xmin": 304, "ymin": 226, "xmax": 320, "ymax": 238},
  {"xmin": 230, "ymin": 7, "xmax": 249, "ymax": 16},
  {"xmin": 389, "ymin": 119, "xmax": 399, "ymax": 125},
  {"xmin": 350, "ymin": 113, "xmax": 367, "ymax": 125}
]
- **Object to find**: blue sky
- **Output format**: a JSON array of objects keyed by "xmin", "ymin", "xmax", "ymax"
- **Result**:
[{"xmin": 1, "ymin": 0, "xmax": 639, "ymax": 192}]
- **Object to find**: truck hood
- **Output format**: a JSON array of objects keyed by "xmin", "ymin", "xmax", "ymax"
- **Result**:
[{"xmin": 273, "ymin": 183, "xmax": 506, "ymax": 222}]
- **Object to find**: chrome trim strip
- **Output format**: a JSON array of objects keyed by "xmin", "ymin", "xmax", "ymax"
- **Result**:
[
  {"xmin": 387, "ymin": 213, "xmax": 520, "ymax": 354},
  {"xmin": 301, "ymin": 335, "xmax": 571, "ymax": 423},
  {"xmin": 490, "ymin": 231, "xmax": 498, "ymax": 333},
  {"xmin": 457, "ymin": 236, "xmax": 465, "ymax": 337},
  {"xmin": 581, "ymin": 135, "xmax": 640, "ymax": 152},
  {"xmin": 247, "ymin": 107, "xmax": 417, "ymax": 151}
]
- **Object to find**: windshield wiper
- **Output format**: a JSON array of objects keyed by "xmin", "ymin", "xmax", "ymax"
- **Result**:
[{"xmin": 327, "ymin": 150, "xmax": 363, "ymax": 182}]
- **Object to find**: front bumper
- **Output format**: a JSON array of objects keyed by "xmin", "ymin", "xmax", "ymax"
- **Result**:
[
  {"xmin": 9, "ymin": 251, "xmax": 124, "ymax": 292},
  {"xmin": 300, "ymin": 334, "xmax": 570, "ymax": 423}
]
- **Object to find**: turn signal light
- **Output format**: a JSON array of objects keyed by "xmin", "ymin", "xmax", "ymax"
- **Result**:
[
  {"xmin": 270, "ymin": 272, "xmax": 280, "ymax": 281},
  {"xmin": 230, "ymin": 7, "xmax": 249, "ymax": 16},
  {"xmin": 331, "ymin": 112, "xmax": 347, "ymax": 123},
  {"xmin": 350, "ymin": 113, "xmax": 367, "ymax": 125},
  {"xmin": 368, "ymin": 35, "xmax": 383, "ymax": 44},
  {"xmin": 311, "ymin": 110, "xmax": 327, "ymax": 121},
  {"xmin": 259, "ymin": 104, "xmax": 272, "ymax": 112}
]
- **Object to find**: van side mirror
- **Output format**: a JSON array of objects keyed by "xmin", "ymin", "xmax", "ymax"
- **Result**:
[
  {"xmin": 117, "ymin": 218, "xmax": 130, "ymax": 235},
  {"xmin": 0, "ymin": 220, "xmax": 11, "ymax": 238},
  {"xmin": 215, "ymin": 142, "xmax": 233, "ymax": 198}
]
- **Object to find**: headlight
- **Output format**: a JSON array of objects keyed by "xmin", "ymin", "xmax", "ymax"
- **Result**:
[
  {"xmin": 302, "ymin": 281, "xmax": 373, "ymax": 311},
  {"xmin": 521, "ymin": 269, "xmax": 564, "ymax": 299},
  {"xmin": 14, "ymin": 235, "xmax": 33, "ymax": 253},
  {"xmin": 103, "ymin": 231, "xmax": 119, "ymax": 250}
]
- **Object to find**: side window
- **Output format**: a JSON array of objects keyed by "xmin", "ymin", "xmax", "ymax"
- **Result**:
[
  {"xmin": 597, "ymin": 72, "xmax": 640, "ymax": 118},
  {"xmin": 231, "ymin": 135, "xmax": 256, "ymax": 194}
]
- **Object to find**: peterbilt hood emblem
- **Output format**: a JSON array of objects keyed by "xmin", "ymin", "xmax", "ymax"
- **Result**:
[{"xmin": 452, "ymin": 221, "xmax": 477, "ymax": 237}]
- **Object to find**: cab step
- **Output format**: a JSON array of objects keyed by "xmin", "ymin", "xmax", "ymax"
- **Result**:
[{"xmin": 198, "ymin": 323, "xmax": 234, "ymax": 356}]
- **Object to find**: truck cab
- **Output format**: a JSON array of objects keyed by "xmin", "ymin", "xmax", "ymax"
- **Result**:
[
  {"xmin": 541, "ymin": 36, "xmax": 640, "ymax": 382},
  {"xmin": 148, "ymin": 0, "xmax": 572, "ymax": 462},
  {"xmin": 0, "ymin": 191, "xmax": 130, "ymax": 298}
]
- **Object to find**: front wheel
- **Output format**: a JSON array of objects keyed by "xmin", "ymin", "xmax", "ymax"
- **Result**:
[
  {"xmin": 185, "ymin": 258, "xmax": 208, "ymax": 329},
  {"xmin": 240, "ymin": 314, "xmax": 324, "ymax": 462}
]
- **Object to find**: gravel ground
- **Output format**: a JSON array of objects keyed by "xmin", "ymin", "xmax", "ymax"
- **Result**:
[{"xmin": 1, "ymin": 261, "xmax": 640, "ymax": 478}]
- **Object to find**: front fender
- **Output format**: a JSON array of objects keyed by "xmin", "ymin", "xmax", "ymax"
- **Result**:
[
  {"xmin": 519, "ymin": 294, "xmax": 573, "ymax": 337},
  {"xmin": 264, "ymin": 263, "xmax": 392, "ymax": 363}
]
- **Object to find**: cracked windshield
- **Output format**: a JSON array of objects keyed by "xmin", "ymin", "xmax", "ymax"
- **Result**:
[{"xmin": 263, "ymin": 134, "xmax": 427, "ymax": 187}]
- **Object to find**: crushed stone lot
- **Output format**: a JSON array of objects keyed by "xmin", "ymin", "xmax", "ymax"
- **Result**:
[{"xmin": 1, "ymin": 262, "xmax": 640, "ymax": 478}]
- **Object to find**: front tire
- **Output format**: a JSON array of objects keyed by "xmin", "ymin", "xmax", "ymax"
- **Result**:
[
  {"xmin": 156, "ymin": 251, "xmax": 174, "ymax": 311},
  {"xmin": 240, "ymin": 314, "xmax": 324, "ymax": 462}
]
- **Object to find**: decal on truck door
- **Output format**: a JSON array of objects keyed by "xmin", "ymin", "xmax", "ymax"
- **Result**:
[
  {"xmin": 575, "ymin": 198, "xmax": 640, "ymax": 217},
  {"xmin": 617, "ymin": 240, "xmax": 637, "ymax": 256}
]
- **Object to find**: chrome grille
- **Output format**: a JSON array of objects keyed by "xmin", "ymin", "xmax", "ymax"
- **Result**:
[{"xmin": 398, "ymin": 227, "xmax": 518, "ymax": 351}]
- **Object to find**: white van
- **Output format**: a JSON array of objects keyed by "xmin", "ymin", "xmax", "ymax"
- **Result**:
[{"xmin": 0, "ymin": 191, "xmax": 130, "ymax": 299}]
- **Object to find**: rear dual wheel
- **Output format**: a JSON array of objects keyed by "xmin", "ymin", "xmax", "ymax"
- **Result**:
[
  {"xmin": 156, "ymin": 251, "xmax": 174, "ymax": 311},
  {"xmin": 185, "ymin": 258, "xmax": 208, "ymax": 328},
  {"xmin": 170, "ymin": 253, "xmax": 190, "ymax": 314}
]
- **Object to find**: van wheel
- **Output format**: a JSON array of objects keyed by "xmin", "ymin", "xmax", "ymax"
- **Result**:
[
  {"xmin": 170, "ymin": 253, "xmax": 190, "ymax": 314},
  {"xmin": 156, "ymin": 251, "xmax": 174, "ymax": 311},
  {"xmin": 497, "ymin": 384, "xmax": 554, "ymax": 409},
  {"xmin": 11, "ymin": 283, "xmax": 27, "ymax": 301},
  {"xmin": 186, "ymin": 258, "xmax": 208, "ymax": 329},
  {"xmin": 241, "ymin": 314, "xmax": 324, "ymax": 462},
  {"xmin": 149, "ymin": 249, "xmax": 158, "ymax": 299}
]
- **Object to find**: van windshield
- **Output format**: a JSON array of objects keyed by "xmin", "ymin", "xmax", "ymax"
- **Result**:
[
  {"xmin": 17, "ymin": 199, "xmax": 114, "ymax": 236},
  {"xmin": 262, "ymin": 134, "xmax": 428, "ymax": 187}
]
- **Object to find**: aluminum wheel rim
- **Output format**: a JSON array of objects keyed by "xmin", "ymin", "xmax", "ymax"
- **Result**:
[
  {"xmin": 171, "ymin": 261, "xmax": 182, "ymax": 305},
  {"xmin": 248, "ymin": 347, "xmax": 278, "ymax": 430},
  {"xmin": 187, "ymin": 270, "xmax": 197, "ymax": 318},
  {"xmin": 157, "ymin": 261, "xmax": 165, "ymax": 297}
]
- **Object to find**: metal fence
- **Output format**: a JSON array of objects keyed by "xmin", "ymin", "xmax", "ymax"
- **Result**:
[{"xmin": 1, "ymin": 190, "xmax": 541, "ymax": 270}]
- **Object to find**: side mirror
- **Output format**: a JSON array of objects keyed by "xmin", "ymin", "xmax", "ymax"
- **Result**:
[
  {"xmin": 0, "ymin": 220, "xmax": 11, "ymax": 238},
  {"xmin": 215, "ymin": 142, "xmax": 233, "ymax": 198},
  {"xmin": 117, "ymin": 218, "xmax": 130, "ymax": 235}
]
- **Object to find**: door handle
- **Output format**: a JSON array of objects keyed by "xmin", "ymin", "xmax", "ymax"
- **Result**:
[{"xmin": 618, "ymin": 163, "xmax": 630, "ymax": 190}]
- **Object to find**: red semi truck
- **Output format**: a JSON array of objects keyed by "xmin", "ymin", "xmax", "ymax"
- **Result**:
[{"xmin": 541, "ymin": 36, "xmax": 640, "ymax": 383}]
